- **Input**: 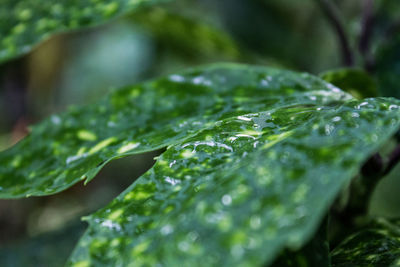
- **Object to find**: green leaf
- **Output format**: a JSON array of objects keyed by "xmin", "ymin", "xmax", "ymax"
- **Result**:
[
  {"xmin": 2, "ymin": 64, "xmax": 400, "ymax": 266},
  {"xmin": 331, "ymin": 218, "xmax": 400, "ymax": 267},
  {"xmin": 0, "ymin": 0, "xmax": 168, "ymax": 63},
  {"xmin": 320, "ymin": 68, "xmax": 378, "ymax": 99},
  {"xmin": 128, "ymin": 6, "xmax": 240, "ymax": 61},
  {"xmin": 66, "ymin": 91, "xmax": 400, "ymax": 266},
  {"xmin": 0, "ymin": 64, "xmax": 350, "ymax": 198}
]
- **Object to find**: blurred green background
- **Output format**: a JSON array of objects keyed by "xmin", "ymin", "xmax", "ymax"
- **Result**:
[{"xmin": 0, "ymin": 0, "xmax": 399, "ymax": 265}]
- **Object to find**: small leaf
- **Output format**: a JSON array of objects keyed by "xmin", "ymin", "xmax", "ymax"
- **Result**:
[
  {"xmin": 331, "ymin": 218, "xmax": 400, "ymax": 267},
  {"xmin": 0, "ymin": 0, "xmax": 169, "ymax": 63},
  {"xmin": 320, "ymin": 68, "xmax": 378, "ymax": 99}
]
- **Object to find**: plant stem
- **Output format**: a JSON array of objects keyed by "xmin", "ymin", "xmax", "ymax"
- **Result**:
[{"xmin": 315, "ymin": 0, "xmax": 354, "ymax": 66}]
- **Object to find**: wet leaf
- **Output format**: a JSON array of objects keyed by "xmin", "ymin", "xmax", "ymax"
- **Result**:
[
  {"xmin": 0, "ymin": 0, "xmax": 168, "ymax": 63},
  {"xmin": 0, "ymin": 64, "xmax": 354, "ymax": 198},
  {"xmin": 2, "ymin": 64, "xmax": 400, "ymax": 266},
  {"xmin": 320, "ymin": 68, "xmax": 378, "ymax": 99},
  {"xmin": 331, "ymin": 218, "xmax": 400, "ymax": 267},
  {"xmin": 67, "ymin": 93, "xmax": 400, "ymax": 266}
]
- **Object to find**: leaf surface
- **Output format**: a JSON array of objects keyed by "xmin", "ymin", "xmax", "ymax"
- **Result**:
[
  {"xmin": 331, "ymin": 218, "xmax": 400, "ymax": 267},
  {"xmin": 67, "ymin": 94, "xmax": 400, "ymax": 266},
  {"xmin": 2, "ymin": 64, "xmax": 400, "ymax": 266},
  {"xmin": 0, "ymin": 0, "xmax": 167, "ymax": 63},
  {"xmin": 0, "ymin": 64, "xmax": 351, "ymax": 198}
]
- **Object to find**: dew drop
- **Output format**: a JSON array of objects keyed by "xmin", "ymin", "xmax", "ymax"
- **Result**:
[
  {"xmin": 221, "ymin": 194, "xmax": 232, "ymax": 206},
  {"xmin": 169, "ymin": 75, "xmax": 185, "ymax": 82},
  {"xmin": 160, "ymin": 224, "xmax": 174, "ymax": 235}
]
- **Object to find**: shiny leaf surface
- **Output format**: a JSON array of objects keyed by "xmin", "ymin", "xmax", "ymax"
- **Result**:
[
  {"xmin": 48, "ymin": 68, "xmax": 399, "ymax": 266},
  {"xmin": 67, "ymin": 96, "xmax": 400, "ymax": 266},
  {"xmin": 0, "ymin": 64, "xmax": 353, "ymax": 198},
  {"xmin": 0, "ymin": 0, "xmax": 168, "ymax": 63},
  {"xmin": 331, "ymin": 218, "xmax": 400, "ymax": 267},
  {"xmin": 2, "ymin": 64, "xmax": 400, "ymax": 266}
]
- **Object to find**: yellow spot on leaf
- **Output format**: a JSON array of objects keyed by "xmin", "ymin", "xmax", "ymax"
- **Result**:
[
  {"xmin": 88, "ymin": 137, "xmax": 117, "ymax": 154},
  {"xmin": 77, "ymin": 130, "xmax": 97, "ymax": 141}
]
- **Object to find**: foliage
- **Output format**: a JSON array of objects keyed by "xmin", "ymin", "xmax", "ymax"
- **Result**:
[
  {"xmin": 331, "ymin": 218, "xmax": 400, "ymax": 266},
  {"xmin": 1, "ymin": 0, "xmax": 400, "ymax": 266},
  {"xmin": 0, "ymin": 0, "xmax": 169, "ymax": 63}
]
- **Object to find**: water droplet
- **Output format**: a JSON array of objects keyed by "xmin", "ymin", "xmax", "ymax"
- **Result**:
[
  {"xmin": 237, "ymin": 115, "xmax": 252, "ymax": 121},
  {"xmin": 356, "ymin": 101, "xmax": 369, "ymax": 109},
  {"xmin": 231, "ymin": 245, "xmax": 244, "ymax": 258},
  {"xmin": 160, "ymin": 224, "xmax": 174, "ymax": 235},
  {"xmin": 325, "ymin": 124, "xmax": 334, "ymax": 135},
  {"xmin": 182, "ymin": 141, "xmax": 233, "ymax": 152},
  {"xmin": 187, "ymin": 231, "xmax": 199, "ymax": 241},
  {"xmin": 164, "ymin": 176, "xmax": 181, "ymax": 186},
  {"xmin": 51, "ymin": 115, "xmax": 61, "ymax": 125},
  {"xmin": 101, "ymin": 219, "xmax": 121, "ymax": 231},
  {"xmin": 192, "ymin": 76, "xmax": 212, "ymax": 86},
  {"xmin": 221, "ymin": 194, "xmax": 232, "ymax": 206},
  {"xmin": 169, "ymin": 160, "xmax": 177, "ymax": 168},
  {"xmin": 66, "ymin": 153, "xmax": 88, "ymax": 165},
  {"xmin": 178, "ymin": 241, "xmax": 190, "ymax": 252},
  {"xmin": 250, "ymin": 215, "xmax": 261, "ymax": 229},
  {"xmin": 169, "ymin": 74, "xmax": 185, "ymax": 82},
  {"xmin": 260, "ymin": 79, "xmax": 269, "ymax": 86},
  {"xmin": 107, "ymin": 121, "xmax": 117, "ymax": 127}
]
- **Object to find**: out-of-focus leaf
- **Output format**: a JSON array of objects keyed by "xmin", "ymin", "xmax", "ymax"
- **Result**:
[
  {"xmin": 0, "ymin": 0, "xmax": 168, "ymax": 63},
  {"xmin": 0, "ymin": 64, "xmax": 355, "ymax": 198},
  {"xmin": 331, "ymin": 218, "xmax": 400, "ymax": 267},
  {"xmin": 129, "ymin": 6, "xmax": 240, "ymax": 61},
  {"xmin": 320, "ymin": 68, "xmax": 378, "ymax": 99},
  {"xmin": 272, "ymin": 219, "xmax": 331, "ymax": 266}
]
